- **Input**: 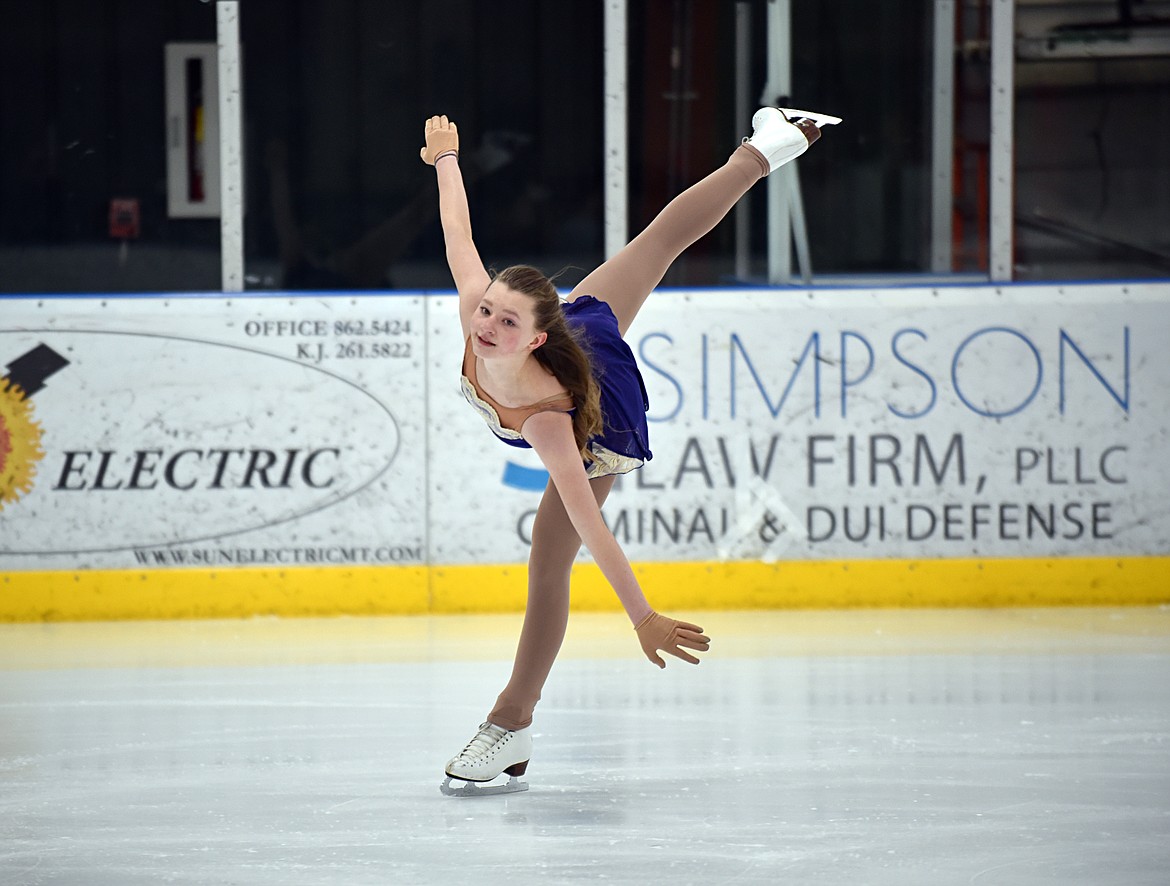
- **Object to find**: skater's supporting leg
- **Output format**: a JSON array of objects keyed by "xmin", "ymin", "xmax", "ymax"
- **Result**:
[
  {"xmin": 567, "ymin": 146, "xmax": 767, "ymax": 336},
  {"xmin": 488, "ymin": 474, "xmax": 617, "ymax": 731}
]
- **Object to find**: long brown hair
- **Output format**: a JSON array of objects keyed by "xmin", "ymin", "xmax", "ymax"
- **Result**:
[{"xmin": 493, "ymin": 265, "xmax": 603, "ymax": 462}]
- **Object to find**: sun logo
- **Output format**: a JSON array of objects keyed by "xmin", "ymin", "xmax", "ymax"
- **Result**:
[
  {"xmin": 0, "ymin": 345, "xmax": 70, "ymax": 511},
  {"xmin": 0, "ymin": 381, "xmax": 44, "ymax": 507}
]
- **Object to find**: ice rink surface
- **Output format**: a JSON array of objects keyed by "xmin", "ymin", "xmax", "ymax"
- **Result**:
[{"xmin": 2, "ymin": 607, "xmax": 1169, "ymax": 885}]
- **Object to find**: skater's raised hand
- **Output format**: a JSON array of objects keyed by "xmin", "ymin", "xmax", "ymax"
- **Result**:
[
  {"xmin": 635, "ymin": 611, "xmax": 710, "ymax": 668},
  {"xmin": 420, "ymin": 115, "xmax": 459, "ymax": 165}
]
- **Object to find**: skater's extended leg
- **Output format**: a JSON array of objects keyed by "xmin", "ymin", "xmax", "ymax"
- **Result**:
[
  {"xmin": 568, "ymin": 106, "xmax": 838, "ymax": 335},
  {"xmin": 567, "ymin": 146, "xmax": 767, "ymax": 336},
  {"xmin": 488, "ymin": 474, "xmax": 617, "ymax": 731}
]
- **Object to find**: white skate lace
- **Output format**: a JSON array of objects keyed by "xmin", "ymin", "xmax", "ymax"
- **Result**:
[{"xmin": 455, "ymin": 722, "xmax": 508, "ymax": 761}]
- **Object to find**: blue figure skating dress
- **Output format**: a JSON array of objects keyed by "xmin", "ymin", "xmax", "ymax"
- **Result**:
[{"xmin": 460, "ymin": 295, "xmax": 652, "ymax": 478}]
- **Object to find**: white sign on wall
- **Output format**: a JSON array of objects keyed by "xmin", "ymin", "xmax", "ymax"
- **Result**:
[
  {"xmin": 164, "ymin": 43, "xmax": 221, "ymax": 219},
  {"xmin": 1, "ymin": 295, "xmax": 426, "ymax": 570},
  {"xmin": 2, "ymin": 283, "xmax": 1167, "ymax": 572},
  {"xmin": 428, "ymin": 284, "xmax": 1170, "ymax": 564}
]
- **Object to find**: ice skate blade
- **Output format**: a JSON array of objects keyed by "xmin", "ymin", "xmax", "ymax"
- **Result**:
[
  {"xmin": 440, "ymin": 775, "xmax": 529, "ymax": 798},
  {"xmin": 779, "ymin": 107, "xmax": 842, "ymax": 127}
]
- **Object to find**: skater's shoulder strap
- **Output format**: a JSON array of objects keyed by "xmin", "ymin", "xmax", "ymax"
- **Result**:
[{"xmin": 460, "ymin": 337, "xmax": 574, "ymax": 439}]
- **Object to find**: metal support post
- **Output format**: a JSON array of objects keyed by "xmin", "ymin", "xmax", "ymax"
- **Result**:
[
  {"xmin": 931, "ymin": 0, "xmax": 956, "ymax": 274},
  {"xmin": 734, "ymin": 2, "xmax": 751, "ymax": 280},
  {"xmin": 604, "ymin": 0, "xmax": 629, "ymax": 260},
  {"xmin": 760, "ymin": 0, "xmax": 812, "ymax": 284},
  {"xmin": 217, "ymin": 1, "xmax": 244, "ymax": 292},
  {"xmin": 763, "ymin": 0, "xmax": 792, "ymax": 283},
  {"xmin": 989, "ymin": 0, "xmax": 1015, "ymax": 281}
]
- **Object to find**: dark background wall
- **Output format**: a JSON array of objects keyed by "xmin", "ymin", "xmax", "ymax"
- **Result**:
[{"xmin": 1, "ymin": 0, "xmax": 1167, "ymax": 293}]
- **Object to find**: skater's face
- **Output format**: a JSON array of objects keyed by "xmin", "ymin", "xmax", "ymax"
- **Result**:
[{"xmin": 471, "ymin": 282, "xmax": 547, "ymax": 358}]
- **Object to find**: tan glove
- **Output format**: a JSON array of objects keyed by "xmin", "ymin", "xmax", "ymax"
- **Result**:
[
  {"xmin": 635, "ymin": 611, "xmax": 710, "ymax": 669},
  {"xmin": 420, "ymin": 115, "xmax": 459, "ymax": 165}
]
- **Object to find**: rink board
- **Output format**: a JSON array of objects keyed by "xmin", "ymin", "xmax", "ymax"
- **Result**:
[
  {"xmin": 2, "ymin": 556, "xmax": 1166, "ymax": 622},
  {"xmin": 2, "ymin": 282, "xmax": 1168, "ymax": 620}
]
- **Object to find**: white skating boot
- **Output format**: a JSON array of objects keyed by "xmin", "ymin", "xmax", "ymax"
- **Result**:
[
  {"xmin": 744, "ymin": 107, "xmax": 842, "ymax": 173},
  {"xmin": 440, "ymin": 721, "xmax": 532, "ymax": 797}
]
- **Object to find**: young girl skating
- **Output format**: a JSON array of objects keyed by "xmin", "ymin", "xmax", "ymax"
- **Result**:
[{"xmin": 423, "ymin": 106, "xmax": 838, "ymax": 795}]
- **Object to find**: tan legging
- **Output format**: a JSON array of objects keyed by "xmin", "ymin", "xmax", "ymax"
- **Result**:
[{"xmin": 487, "ymin": 145, "xmax": 767, "ymax": 732}]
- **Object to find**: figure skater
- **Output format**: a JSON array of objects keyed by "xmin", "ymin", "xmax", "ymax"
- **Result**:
[{"xmin": 423, "ymin": 106, "xmax": 839, "ymax": 795}]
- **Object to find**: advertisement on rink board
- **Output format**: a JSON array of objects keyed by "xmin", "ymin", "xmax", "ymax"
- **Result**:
[
  {"xmin": 1, "ymin": 283, "xmax": 1167, "ymax": 572},
  {"xmin": 1, "ymin": 295, "xmax": 427, "ymax": 570},
  {"xmin": 427, "ymin": 283, "xmax": 1169, "ymax": 566}
]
